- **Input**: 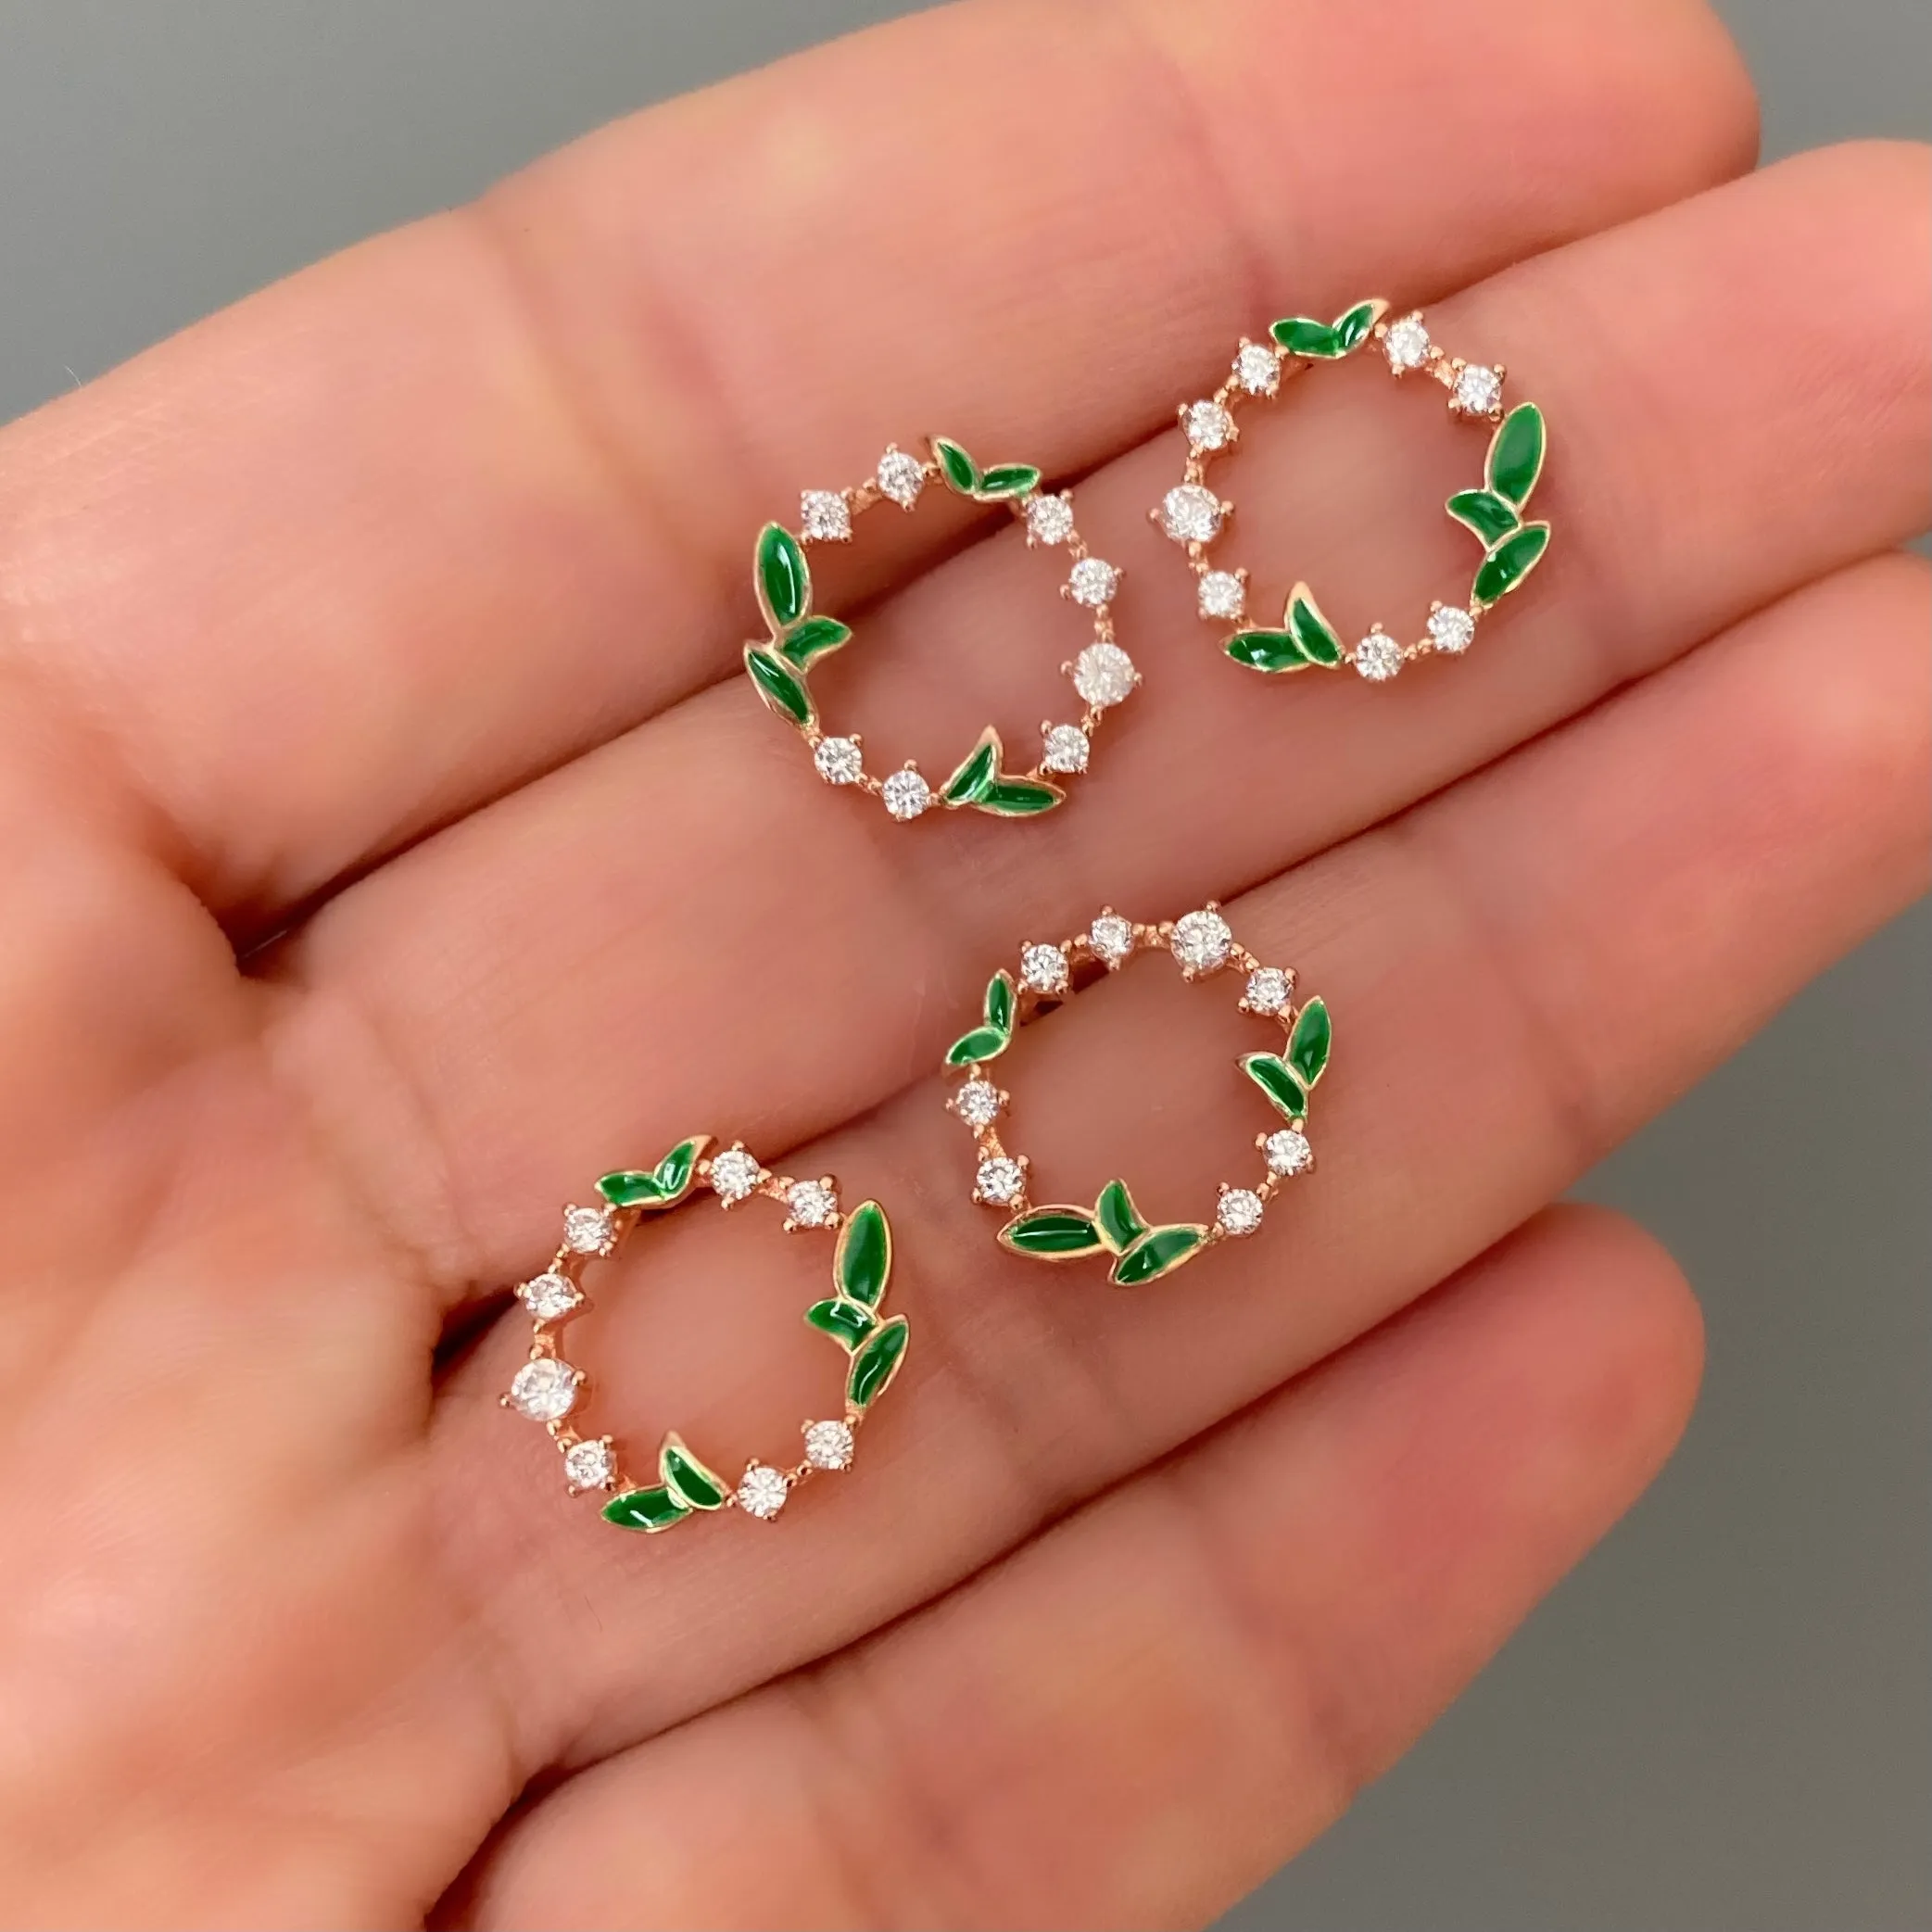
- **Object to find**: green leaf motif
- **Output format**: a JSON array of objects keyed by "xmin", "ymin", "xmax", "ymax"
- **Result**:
[
  {"xmin": 1287, "ymin": 997, "xmax": 1332, "ymax": 1090},
  {"xmin": 755, "ymin": 523, "xmax": 810, "ymax": 631},
  {"xmin": 1224, "ymin": 628, "xmax": 1308, "ymax": 675},
  {"xmin": 1446, "ymin": 488, "xmax": 1521, "ymax": 546},
  {"xmin": 848, "ymin": 1315, "xmax": 910, "ymax": 1408},
  {"xmin": 1331, "ymin": 298, "xmax": 1387, "ymax": 352},
  {"xmin": 1271, "ymin": 316, "xmax": 1338, "ymax": 358},
  {"xmin": 985, "ymin": 969, "xmax": 1016, "ymax": 1035},
  {"xmin": 1472, "ymin": 523, "xmax": 1551, "ymax": 606},
  {"xmin": 999, "ymin": 1208, "xmax": 1106, "ymax": 1257},
  {"xmin": 976, "ymin": 463, "xmax": 1042, "ymax": 500},
  {"xmin": 779, "ymin": 615, "xmax": 852, "ymax": 669},
  {"xmin": 1286, "ymin": 584, "xmax": 1345, "ymax": 666},
  {"xmin": 1095, "ymin": 1179, "xmax": 1149, "ymax": 1255},
  {"xmin": 976, "ymin": 777, "xmax": 1063, "ymax": 816},
  {"xmin": 602, "ymin": 1486, "xmax": 690, "ymax": 1533},
  {"xmin": 651, "ymin": 1137, "xmax": 706, "ymax": 1201},
  {"xmin": 943, "ymin": 1025, "xmax": 1008, "ymax": 1067},
  {"xmin": 933, "ymin": 437, "xmax": 980, "ymax": 496},
  {"xmin": 1111, "ymin": 1225, "xmax": 1208, "ymax": 1286},
  {"xmin": 942, "ymin": 728, "xmax": 1001, "ymax": 805},
  {"xmin": 661, "ymin": 1436, "xmax": 727, "ymax": 1511},
  {"xmin": 1486, "ymin": 404, "xmax": 1546, "ymax": 508},
  {"xmin": 1241, "ymin": 1052, "xmax": 1309, "ymax": 1121},
  {"xmin": 836, "ymin": 1200, "xmax": 892, "ymax": 1308},
  {"xmin": 597, "ymin": 1169, "xmax": 661, "ymax": 1207},
  {"xmin": 806, "ymin": 1297, "xmax": 877, "ymax": 1350},
  {"xmin": 744, "ymin": 646, "xmax": 814, "ymax": 728}
]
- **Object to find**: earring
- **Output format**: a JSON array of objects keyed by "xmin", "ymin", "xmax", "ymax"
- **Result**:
[
  {"xmin": 942, "ymin": 906, "xmax": 1330, "ymax": 1286},
  {"xmin": 501, "ymin": 1137, "xmax": 909, "ymax": 1532},
  {"xmin": 742, "ymin": 437, "xmax": 1138, "ymax": 822},
  {"xmin": 1152, "ymin": 298, "xmax": 1551, "ymax": 682}
]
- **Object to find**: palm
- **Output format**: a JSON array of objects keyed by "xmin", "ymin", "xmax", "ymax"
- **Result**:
[{"xmin": 0, "ymin": 1, "xmax": 1924, "ymax": 1926}]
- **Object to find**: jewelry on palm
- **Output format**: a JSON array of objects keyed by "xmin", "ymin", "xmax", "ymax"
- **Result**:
[
  {"xmin": 743, "ymin": 438, "xmax": 1138, "ymax": 821},
  {"xmin": 1153, "ymin": 299, "xmax": 1551, "ymax": 681},
  {"xmin": 500, "ymin": 1138, "xmax": 909, "ymax": 1531},
  {"xmin": 943, "ymin": 907, "xmax": 1331, "ymax": 1286}
]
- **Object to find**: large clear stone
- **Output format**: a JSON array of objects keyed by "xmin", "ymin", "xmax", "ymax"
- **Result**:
[{"xmin": 509, "ymin": 1357, "xmax": 579, "ymax": 1422}]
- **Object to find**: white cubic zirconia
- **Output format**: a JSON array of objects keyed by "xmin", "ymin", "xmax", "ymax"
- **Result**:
[
  {"xmin": 1026, "ymin": 494, "xmax": 1076, "ymax": 545},
  {"xmin": 1217, "ymin": 1189, "xmax": 1265, "ymax": 1236},
  {"xmin": 1088, "ymin": 914, "xmax": 1136, "ymax": 965},
  {"xmin": 1072, "ymin": 642, "xmax": 1136, "ymax": 707},
  {"xmin": 1235, "ymin": 342, "xmax": 1281, "ymax": 395},
  {"xmin": 1244, "ymin": 967, "xmax": 1293, "ymax": 1015},
  {"xmin": 881, "ymin": 768, "xmax": 932, "ymax": 820},
  {"xmin": 876, "ymin": 448, "xmax": 925, "ymax": 508},
  {"xmin": 737, "ymin": 1464, "xmax": 790, "ymax": 1520},
  {"xmin": 814, "ymin": 736, "xmax": 864, "ymax": 785},
  {"xmin": 1454, "ymin": 364, "xmax": 1503, "ymax": 415},
  {"xmin": 800, "ymin": 490, "xmax": 852, "ymax": 541},
  {"xmin": 1184, "ymin": 399, "xmax": 1235, "ymax": 450},
  {"xmin": 1198, "ymin": 570, "xmax": 1245, "ymax": 621},
  {"xmin": 955, "ymin": 1079, "xmax": 1003, "ymax": 1129},
  {"xmin": 563, "ymin": 1437, "xmax": 616, "ymax": 1490},
  {"xmin": 1068, "ymin": 557, "xmax": 1120, "ymax": 608},
  {"xmin": 803, "ymin": 1419, "xmax": 855, "ymax": 1470},
  {"xmin": 562, "ymin": 1206, "xmax": 615, "ymax": 1256},
  {"xmin": 1383, "ymin": 316, "xmax": 1432, "ymax": 371},
  {"xmin": 1265, "ymin": 1128, "xmax": 1313, "ymax": 1174},
  {"xmin": 1041, "ymin": 724, "xmax": 1090, "ymax": 774},
  {"xmin": 1355, "ymin": 630, "xmax": 1404, "ymax": 681},
  {"xmin": 1159, "ymin": 483, "xmax": 1223, "ymax": 545},
  {"xmin": 1171, "ymin": 909, "xmax": 1233, "ymax": 973},
  {"xmin": 519, "ymin": 1271, "xmax": 583, "ymax": 1321},
  {"xmin": 1429, "ymin": 605, "xmax": 1476, "ymax": 654},
  {"xmin": 1020, "ymin": 943, "xmax": 1069, "ymax": 994},
  {"xmin": 786, "ymin": 1180, "xmax": 839, "ymax": 1227},
  {"xmin": 708, "ymin": 1147, "xmax": 763, "ymax": 1202},
  {"xmin": 976, "ymin": 1156, "xmax": 1026, "ymax": 1205},
  {"xmin": 509, "ymin": 1357, "xmax": 580, "ymax": 1422}
]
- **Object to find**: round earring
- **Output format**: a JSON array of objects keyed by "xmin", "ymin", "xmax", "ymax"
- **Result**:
[
  {"xmin": 742, "ymin": 437, "xmax": 1139, "ymax": 822},
  {"xmin": 501, "ymin": 1137, "xmax": 910, "ymax": 1532},
  {"xmin": 1152, "ymin": 298, "xmax": 1551, "ymax": 682},
  {"xmin": 941, "ymin": 906, "xmax": 1331, "ymax": 1286}
]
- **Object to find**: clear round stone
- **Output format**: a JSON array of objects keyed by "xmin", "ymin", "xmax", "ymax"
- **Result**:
[
  {"xmin": 1159, "ymin": 483, "xmax": 1223, "ymax": 544},
  {"xmin": 877, "ymin": 448, "xmax": 925, "ymax": 508},
  {"xmin": 737, "ymin": 1464, "xmax": 790, "ymax": 1520},
  {"xmin": 1429, "ymin": 605, "xmax": 1476, "ymax": 654},
  {"xmin": 709, "ymin": 1147, "xmax": 763, "ymax": 1202},
  {"xmin": 1184, "ymin": 399, "xmax": 1235, "ymax": 450},
  {"xmin": 1383, "ymin": 315, "xmax": 1432, "ymax": 371},
  {"xmin": 1355, "ymin": 631, "xmax": 1404, "ymax": 682},
  {"xmin": 1455, "ymin": 364, "xmax": 1503, "ymax": 414},
  {"xmin": 954, "ymin": 1079, "xmax": 1003, "ymax": 1129},
  {"xmin": 977, "ymin": 1155, "xmax": 1026, "ymax": 1205},
  {"xmin": 1244, "ymin": 967, "xmax": 1293, "ymax": 1015},
  {"xmin": 563, "ymin": 1437, "xmax": 615, "ymax": 1490},
  {"xmin": 562, "ymin": 1206, "xmax": 614, "ymax": 1256},
  {"xmin": 1068, "ymin": 557, "xmax": 1120, "ymax": 608},
  {"xmin": 1088, "ymin": 914, "xmax": 1135, "ymax": 965},
  {"xmin": 814, "ymin": 736, "xmax": 864, "ymax": 785},
  {"xmin": 509, "ymin": 1357, "xmax": 579, "ymax": 1422},
  {"xmin": 1198, "ymin": 570, "xmax": 1245, "ymax": 622},
  {"xmin": 1072, "ymin": 642, "xmax": 1136, "ymax": 707},
  {"xmin": 1027, "ymin": 493, "xmax": 1076, "ymax": 546},
  {"xmin": 1171, "ymin": 909, "xmax": 1233, "ymax": 973},
  {"xmin": 803, "ymin": 1419, "xmax": 855, "ymax": 1471},
  {"xmin": 1020, "ymin": 943, "xmax": 1068, "ymax": 994},
  {"xmin": 787, "ymin": 1179, "xmax": 839, "ymax": 1228},
  {"xmin": 1217, "ymin": 1188, "xmax": 1265, "ymax": 1237},
  {"xmin": 1235, "ymin": 342, "xmax": 1281, "ymax": 395},
  {"xmin": 800, "ymin": 489, "xmax": 851, "ymax": 541},
  {"xmin": 1266, "ymin": 1128, "xmax": 1313, "ymax": 1175},
  {"xmin": 881, "ymin": 768, "xmax": 932, "ymax": 821},
  {"xmin": 1041, "ymin": 723, "xmax": 1090, "ymax": 774},
  {"xmin": 518, "ymin": 1271, "xmax": 583, "ymax": 1322}
]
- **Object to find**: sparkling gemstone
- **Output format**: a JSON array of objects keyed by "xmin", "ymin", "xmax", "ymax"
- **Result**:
[
  {"xmin": 1217, "ymin": 1188, "xmax": 1265, "ymax": 1236},
  {"xmin": 518, "ymin": 1272, "xmax": 583, "ymax": 1322},
  {"xmin": 1067, "ymin": 557, "xmax": 1120, "ymax": 608},
  {"xmin": 1088, "ymin": 913, "xmax": 1135, "ymax": 965},
  {"xmin": 786, "ymin": 1179, "xmax": 839, "ymax": 1227},
  {"xmin": 1184, "ymin": 399, "xmax": 1235, "ymax": 450},
  {"xmin": 1198, "ymin": 570, "xmax": 1245, "ymax": 622},
  {"xmin": 1455, "ymin": 364, "xmax": 1503, "ymax": 414},
  {"xmin": 1159, "ymin": 483, "xmax": 1223, "ymax": 545},
  {"xmin": 1072, "ymin": 642, "xmax": 1136, "ymax": 707},
  {"xmin": 976, "ymin": 1155, "xmax": 1026, "ymax": 1205},
  {"xmin": 1355, "ymin": 630, "xmax": 1404, "ymax": 681},
  {"xmin": 709, "ymin": 1147, "xmax": 763, "ymax": 1202},
  {"xmin": 1429, "ymin": 605, "xmax": 1476, "ymax": 654},
  {"xmin": 876, "ymin": 448, "xmax": 925, "ymax": 508},
  {"xmin": 1171, "ymin": 909, "xmax": 1233, "ymax": 973},
  {"xmin": 1041, "ymin": 723, "xmax": 1090, "ymax": 774},
  {"xmin": 562, "ymin": 1206, "xmax": 615, "ymax": 1256},
  {"xmin": 509, "ymin": 1357, "xmax": 579, "ymax": 1422},
  {"xmin": 737, "ymin": 1464, "xmax": 790, "ymax": 1520},
  {"xmin": 954, "ymin": 1079, "xmax": 1003, "ymax": 1129},
  {"xmin": 800, "ymin": 490, "xmax": 851, "ymax": 541},
  {"xmin": 1020, "ymin": 943, "xmax": 1068, "ymax": 994},
  {"xmin": 881, "ymin": 768, "xmax": 932, "ymax": 821},
  {"xmin": 1266, "ymin": 1128, "xmax": 1313, "ymax": 1175},
  {"xmin": 1235, "ymin": 342, "xmax": 1281, "ymax": 395},
  {"xmin": 814, "ymin": 735, "xmax": 864, "ymax": 785},
  {"xmin": 563, "ymin": 1437, "xmax": 615, "ymax": 1490},
  {"xmin": 803, "ymin": 1419, "xmax": 855, "ymax": 1471},
  {"xmin": 1244, "ymin": 967, "xmax": 1293, "ymax": 1015},
  {"xmin": 1027, "ymin": 493, "xmax": 1076, "ymax": 545},
  {"xmin": 1383, "ymin": 315, "xmax": 1432, "ymax": 371}
]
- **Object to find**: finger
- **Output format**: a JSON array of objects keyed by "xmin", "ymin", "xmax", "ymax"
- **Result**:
[
  {"xmin": 277, "ymin": 142, "xmax": 1931, "ymax": 1288},
  {"xmin": 444, "ymin": 1205, "xmax": 1700, "ymax": 1930},
  {"xmin": 0, "ymin": 0, "xmax": 1753, "ymax": 925},
  {"xmin": 427, "ymin": 553, "xmax": 1926, "ymax": 1767}
]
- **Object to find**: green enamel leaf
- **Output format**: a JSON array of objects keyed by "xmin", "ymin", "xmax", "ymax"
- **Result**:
[
  {"xmin": 806, "ymin": 1297, "xmax": 877, "ymax": 1350},
  {"xmin": 999, "ymin": 1208, "xmax": 1106, "ymax": 1257},
  {"xmin": 933, "ymin": 437, "xmax": 980, "ymax": 495},
  {"xmin": 985, "ymin": 969, "xmax": 1016, "ymax": 1034},
  {"xmin": 779, "ymin": 615, "xmax": 852, "ymax": 669},
  {"xmin": 943, "ymin": 1025, "xmax": 1008, "ymax": 1067},
  {"xmin": 1331, "ymin": 298, "xmax": 1386, "ymax": 352},
  {"xmin": 755, "ymin": 522, "xmax": 810, "ymax": 631},
  {"xmin": 1271, "ymin": 316, "xmax": 1338, "ymax": 358},
  {"xmin": 652, "ymin": 1137, "xmax": 706, "ymax": 1201},
  {"xmin": 1446, "ymin": 489, "xmax": 1521, "ymax": 545},
  {"xmin": 1241, "ymin": 1052, "xmax": 1308, "ymax": 1121},
  {"xmin": 744, "ymin": 646, "xmax": 814, "ymax": 728},
  {"xmin": 1095, "ymin": 1179, "xmax": 1149, "ymax": 1255},
  {"xmin": 848, "ymin": 1314, "xmax": 910, "ymax": 1408},
  {"xmin": 976, "ymin": 463, "xmax": 1042, "ymax": 500},
  {"xmin": 1472, "ymin": 522, "xmax": 1551, "ymax": 605},
  {"xmin": 1286, "ymin": 997, "xmax": 1332, "ymax": 1090},
  {"xmin": 1486, "ymin": 403, "xmax": 1546, "ymax": 508},
  {"xmin": 941, "ymin": 727, "xmax": 1001, "ymax": 804},
  {"xmin": 1286, "ymin": 584, "xmax": 1345, "ymax": 666},
  {"xmin": 1111, "ymin": 1224, "xmax": 1208, "ymax": 1286},
  {"xmin": 976, "ymin": 778, "xmax": 1064, "ymax": 816},
  {"xmin": 597, "ymin": 1168, "xmax": 663, "ymax": 1206},
  {"xmin": 836, "ymin": 1199, "xmax": 892, "ymax": 1308},
  {"xmin": 660, "ymin": 1436, "xmax": 727, "ymax": 1511},
  {"xmin": 601, "ymin": 1485, "xmax": 690, "ymax": 1533},
  {"xmin": 1224, "ymin": 628, "xmax": 1308, "ymax": 674}
]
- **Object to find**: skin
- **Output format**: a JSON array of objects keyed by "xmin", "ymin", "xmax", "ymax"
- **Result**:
[{"xmin": 0, "ymin": 0, "xmax": 1924, "ymax": 1924}]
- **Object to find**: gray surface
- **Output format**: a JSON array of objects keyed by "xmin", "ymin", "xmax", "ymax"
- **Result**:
[{"xmin": 0, "ymin": 4, "xmax": 1924, "ymax": 1927}]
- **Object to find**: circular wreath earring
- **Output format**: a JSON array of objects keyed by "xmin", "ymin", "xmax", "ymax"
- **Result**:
[
  {"xmin": 941, "ymin": 906, "xmax": 1331, "ymax": 1285},
  {"xmin": 742, "ymin": 437, "xmax": 1138, "ymax": 822},
  {"xmin": 500, "ymin": 1137, "xmax": 910, "ymax": 1532},
  {"xmin": 1152, "ymin": 298, "xmax": 1552, "ymax": 682}
]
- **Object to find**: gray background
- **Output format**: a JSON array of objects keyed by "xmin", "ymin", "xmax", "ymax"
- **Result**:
[{"xmin": 0, "ymin": 4, "xmax": 1924, "ymax": 1926}]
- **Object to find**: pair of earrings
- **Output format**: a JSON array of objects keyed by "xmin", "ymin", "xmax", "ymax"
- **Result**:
[{"xmin": 503, "ymin": 298, "xmax": 1551, "ymax": 1534}]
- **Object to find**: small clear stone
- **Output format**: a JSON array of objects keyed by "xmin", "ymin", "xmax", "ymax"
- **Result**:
[
  {"xmin": 1355, "ymin": 630, "xmax": 1403, "ymax": 682},
  {"xmin": 1217, "ymin": 1188, "xmax": 1265, "ymax": 1236},
  {"xmin": 509, "ymin": 1357, "xmax": 579, "ymax": 1422},
  {"xmin": 1455, "ymin": 364, "xmax": 1503, "ymax": 414},
  {"xmin": 976, "ymin": 1155, "xmax": 1026, "ymax": 1205},
  {"xmin": 1266, "ymin": 1128, "xmax": 1313, "ymax": 1175},
  {"xmin": 1041, "ymin": 723, "xmax": 1090, "ymax": 774},
  {"xmin": 955, "ymin": 1079, "xmax": 1003, "ymax": 1129},
  {"xmin": 1072, "ymin": 642, "xmax": 1136, "ymax": 707},
  {"xmin": 1068, "ymin": 557, "xmax": 1120, "ymax": 608},
  {"xmin": 1383, "ymin": 316, "xmax": 1432, "ymax": 371},
  {"xmin": 877, "ymin": 448, "xmax": 925, "ymax": 508},
  {"xmin": 1020, "ymin": 943, "xmax": 1068, "ymax": 994},
  {"xmin": 1429, "ymin": 605, "xmax": 1476, "ymax": 654},
  {"xmin": 1159, "ymin": 483, "xmax": 1223, "ymax": 544},
  {"xmin": 1171, "ymin": 909, "xmax": 1233, "ymax": 973},
  {"xmin": 518, "ymin": 1271, "xmax": 583, "ymax": 1322},
  {"xmin": 803, "ymin": 1420, "xmax": 855, "ymax": 1471},
  {"xmin": 814, "ymin": 736, "xmax": 864, "ymax": 785},
  {"xmin": 1235, "ymin": 342, "xmax": 1281, "ymax": 395},
  {"xmin": 737, "ymin": 1464, "xmax": 790, "ymax": 1520},
  {"xmin": 1184, "ymin": 399, "xmax": 1235, "ymax": 450},
  {"xmin": 1027, "ymin": 493, "xmax": 1076, "ymax": 546},
  {"xmin": 1088, "ymin": 914, "xmax": 1135, "ymax": 965},
  {"xmin": 1198, "ymin": 570, "xmax": 1245, "ymax": 621},
  {"xmin": 709, "ymin": 1147, "xmax": 763, "ymax": 1203},
  {"xmin": 563, "ymin": 1437, "xmax": 615, "ymax": 1490},
  {"xmin": 800, "ymin": 490, "xmax": 851, "ymax": 541},
  {"xmin": 786, "ymin": 1180, "xmax": 839, "ymax": 1227},
  {"xmin": 1244, "ymin": 967, "xmax": 1293, "ymax": 1014},
  {"xmin": 881, "ymin": 768, "xmax": 932, "ymax": 821},
  {"xmin": 562, "ymin": 1206, "xmax": 614, "ymax": 1256}
]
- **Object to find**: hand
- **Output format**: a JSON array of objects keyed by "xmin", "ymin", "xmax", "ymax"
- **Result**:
[{"xmin": 0, "ymin": 1, "xmax": 1923, "ymax": 1925}]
